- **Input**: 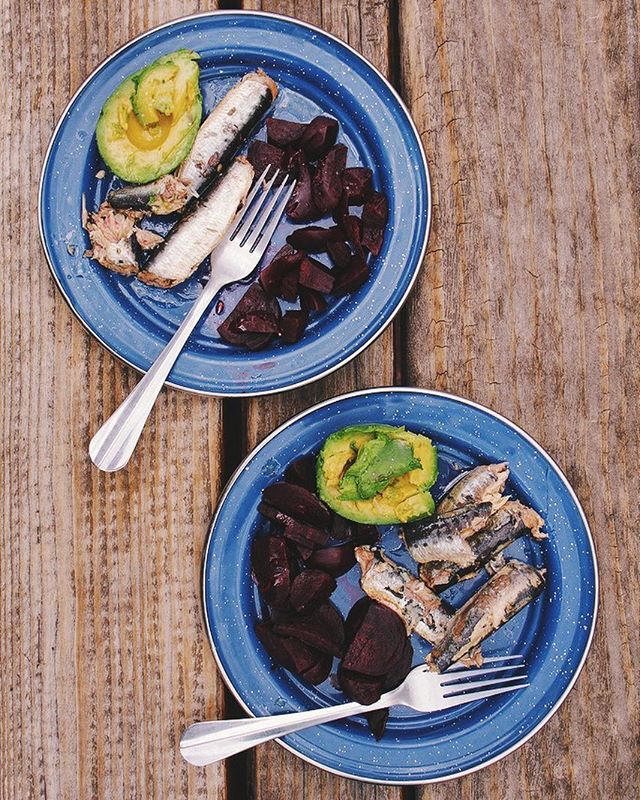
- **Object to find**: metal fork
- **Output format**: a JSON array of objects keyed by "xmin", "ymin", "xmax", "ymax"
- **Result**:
[
  {"xmin": 180, "ymin": 655, "xmax": 528, "ymax": 766},
  {"xmin": 89, "ymin": 167, "xmax": 295, "ymax": 472}
]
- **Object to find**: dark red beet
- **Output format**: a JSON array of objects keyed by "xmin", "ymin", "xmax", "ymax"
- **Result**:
[
  {"xmin": 341, "ymin": 602, "xmax": 407, "ymax": 676},
  {"xmin": 287, "ymin": 225, "xmax": 344, "ymax": 252},
  {"xmin": 344, "ymin": 596, "xmax": 373, "ymax": 645},
  {"xmin": 351, "ymin": 523, "xmax": 379, "ymax": 545},
  {"xmin": 256, "ymin": 622, "xmax": 324, "ymax": 675},
  {"xmin": 384, "ymin": 637, "xmax": 414, "ymax": 691},
  {"xmin": 299, "ymin": 116, "xmax": 339, "ymax": 160},
  {"xmin": 258, "ymin": 502, "xmax": 329, "ymax": 547},
  {"xmin": 218, "ymin": 284, "xmax": 281, "ymax": 350},
  {"xmin": 327, "ymin": 239, "xmax": 352, "ymax": 270},
  {"xmin": 237, "ymin": 312, "xmax": 280, "ymax": 334},
  {"xmin": 247, "ymin": 140, "xmax": 285, "ymax": 181},
  {"xmin": 280, "ymin": 269, "xmax": 300, "ymax": 302},
  {"xmin": 299, "ymin": 288, "xmax": 327, "ymax": 313},
  {"xmin": 333, "ymin": 254, "xmax": 370, "ymax": 295},
  {"xmin": 284, "ymin": 456, "xmax": 317, "ymax": 492},
  {"xmin": 290, "ymin": 569, "xmax": 337, "ymax": 613},
  {"xmin": 280, "ymin": 310, "xmax": 309, "ymax": 344},
  {"xmin": 366, "ymin": 709, "xmax": 389, "ymax": 740},
  {"xmin": 255, "ymin": 622, "xmax": 296, "ymax": 670},
  {"xmin": 251, "ymin": 535, "xmax": 293, "ymax": 609},
  {"xmin": 295, "ymin": 542, "xmax": 314, "ymax": 561},
  {"xmin": 300, "ymin": 651, "xmax": 332, "ymax": 685},
  {"xmin": 332, "ymin": 190, "xmax": 350, "ymax": 226},
  {"xmin": 262, "ymin": 482, "xmax": 331, "ymax": 528},
  {"xmin": 337, "ymin": 666, "xmax": 384, "ymax": 705},
  {"xmin": 274, "ymin": 602, "xmax": 344, "ymax": 657},
  {"xmin": 299, "ymin": 257, "xmax": 335, "ymax": 294},
  {"xmin": 307, "ymin": 543, "xmax": 356, "ymax": 577},
  {"xmin": 342, "ymin": 167, "xmax": 373, "ymax": 204},
  {"xmin": 330, "ymin": 514, "xmax": 351, "ymax": 540},
  {"xmin": 362, "ymin": 191, "xmax": 388, "ymax": 228},
  {"xmin": 259, "ymin": 244, "xmax": 303, "ymax": 297},
  {"xmin": 266, "ymin": 117, "xmax": 306, "ymax": 148},
  {"xmin": 362, "ymin": 225, "xmax": 385, "ymax": 256},
  {"xmin": 286, "ymin": 152, "xmax": 318, "ymax": 222},
  {"xmin": 312, "ymin": 144, "xmax": 348, "ymax": 214},
  {"xmin": 342, "ymin": 214, "xmax": 364, "ymax": 259}
]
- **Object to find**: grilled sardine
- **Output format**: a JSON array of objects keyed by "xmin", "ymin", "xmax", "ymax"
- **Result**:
[
  {"xmin": 437, "ymin": 462, "xmax": 509, "ymax": 514},
  {"xmin": 402, "ymin": 502, "xmax": 494, "ymax": 566}
]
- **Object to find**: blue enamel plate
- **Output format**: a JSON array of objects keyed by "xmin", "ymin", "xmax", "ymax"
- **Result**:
[
  {"xmin": 203, "ymin": 388, "xmax": 597, "ymax": 784},
  {"xmin": 38, "ymin": 12, "xmax": 430, "ymax": 396}
]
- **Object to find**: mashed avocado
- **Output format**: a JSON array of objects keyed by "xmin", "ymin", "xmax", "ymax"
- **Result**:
[
  {"xmin": 317, "ymin": 424, "xmax": 438, "ymax": 524},
  {"xmin": 96, "ymin": 50, "xmax": 202, "ymax": 184}
]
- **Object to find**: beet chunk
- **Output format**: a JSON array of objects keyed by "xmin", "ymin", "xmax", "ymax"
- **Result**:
[
  {"xmin": 258, "ymin": 502, "xmax": 329, "ymax": 547},
  {"xmin": 256, "ymin": 622, "xmax": 323, "ymax": 675},
  {"xmin": 342, "ymin": 214, "xmax": 364, "ymax": 259},
  {"xmin": 299, "ymin": 257, "xmax": 335, "ymax": 294},
  {"xmin": 286, "ymin": 152, "xmax": 318, "ymax": 222},
  {"xmin": 362, "ymin": 191, "xmax": 388, "ymax": 228},
  {"xmin": 312, "ymin": 144, "xmax": 348, "ymax": 214},
  {"xmin": 341, "ymin": 602, "xmax": 407, "ymax": 676},
  {"xmin": 290, "ymin": 569, "xmax": 337, "ymax": 614},
  {"xmin": 300, "ymin": 651, "xmax": 332, "ymax": 685},
  {"xmin": 280, "ymin": 310, "xmax": 309, "ymax": 344},
  {"xmin": 260, "ymin": 244, "xmax": 303, "ymax": 298},
  {"xmin": 237, "ymin": 312, "xmax": 280, "ymax": 334},
  {"xmin": 262, "ymin": 482, "xmax": 331, "ymax": 528},
  {"xmin": 366, "ymin": 709, "xmax": 389, "ymax": 740},
  {"xmin": 337, "ymin": 666, "xmax": 384, "ymax": 705},
  {"xmin": 351, "ymin": 523, "xmax": 379, "ymax": 545},
  {"xmin": 362, "ymin": 225, "xmax": 385, "ymax": 256},
  {"xmin": 287, "ymin": 225, "xmax": 344, "ymax": 252},
  {"xmin": 327, "ymin": 239, "xmax": 352, "ymax": 270},
  {"xmin": 251, "ymin": 535, "xmax": 293, "ymax": 609},
  {"xmin": 330, "ymin": 514, "xmax": 351, "ymax": 540},
  {"xmin": 342, "ymin": 167, "xmax": 373, "ymax": 204},
  {"xmin": 267, "ymin": 117, "xmax": 306, "ymax": 148},
  {"xmin": 218, "ymin": 283, "xmax": 281, "ymax": 350},
  {"xmin": 274, "ymin": 603, "xmax": 344, "ymax": 657},
  {"xmin": 299, "ymin": 288, "xmax": 327, "ymax": 312},
  {"xmin": 307, "ymin": 543, "xmax": 356, "ymax": 577},
  {"xmin": 333, "ymin": 254, "xmax": 369, "ymax": 295},
  {"xmin": 299, "ymin": 116, "xmax": 339, "ymax": 160},
  {"xmin": 284, "ymin": 456, "xmax": 317, "ymax": 492},
  {"xmin": 343, "ymin": 597, "xmax": 373, "ymax": 646},
  {"xmin": 247, "ymin": 140, "xmax": 285, "ymax": 181}
]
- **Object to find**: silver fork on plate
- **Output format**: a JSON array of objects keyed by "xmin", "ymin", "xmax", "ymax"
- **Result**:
[
  {"xmin": 89, "ymin": 167, "xmax": 295, "ymax": 473},
  {"xmin": 180, "ymin": 655, "xmax": 528, "ymax": 766}
]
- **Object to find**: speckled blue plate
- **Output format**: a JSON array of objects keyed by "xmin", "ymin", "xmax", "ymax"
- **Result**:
[
  {"xmin": 203, "ymin": 388, "xmax": 597, "ymax": 784},
  {"xmin": 38, "ymin": 12, "xmax": 430, "ymax": 396}
]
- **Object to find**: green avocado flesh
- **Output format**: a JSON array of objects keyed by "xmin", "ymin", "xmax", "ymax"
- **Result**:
[
  {"xmin": 317, "ymin": 424, "xmax": 438, "ymax": 524},
  {"xmin": 96, "ymin": 49, "xmax": 202, "ymax": 183}
]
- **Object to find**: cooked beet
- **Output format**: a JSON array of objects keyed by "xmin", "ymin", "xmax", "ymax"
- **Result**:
[
  {"xmin": 366, "ymin": 709, "xmax": 389, "ymax": 740},
  {"xmin": 343, "ymin": 596, "xmax": 372, "ymax": 645},
  {"xmin": 312, "ymin": 144, "xmax": 348, "ymax": 214},
  {"xmin": 327, "ymin": 239, "xmax": 352, "ymax": 270},
  {"xmin": 259, "ymin": 244, "xmax": 303, "ymax": 298},
  {"xmin": 287, "ymin": 225, "xmax": 344, "ymax": 252},
  {"xmin": 299, "ymin": 116, "xmax": 339, "ymax": 160},
  {"xmin": 266, "ymin": 117, "xmax": 306, "ymax": 148},
  {"xmin": 299, "ymin": 288, "xmax": 328, "ymax": 312},
  {"xmin": 256, "ymin": 621, "xmax": 324, "ymax": 675},
  {"xmin": 290, "ymin": 569, "xmax": 337, "ymax": 613},
  {"xmin": 295, "ymin": 542, "xmax": 314, "ymax": 561},
  {"xmin": 384, "ymin": 636, "xmax": 413, "ymax": 691},
  {"xmin": 330, "ymin": 514, "xmax": 351, "ymax": 540},
  {"xmin": 258, "ymin": 502, "xmax": 329, "ymax": 547},
  {"xmin": 284, "ymin": 456, "xmax": 317, "ymax": 492},
  {"xmin": 280, "ymin": 310, "xmax": 309, "ymax": 344},
  {"xmin": 218, "ymin": 284, "xmax": 281, "ymax": 350},
  {"xmin": 351, "ymin": 523, "xmax": 379, "ymax": 545},
  {"xmin": 333, "ymin": 254, "xmax": 369, "ymax": 295},
  {"xmin": 362, "ymin": 225, "xmax": 385, "ymax": 256},
  {"xmin": 332, "ymin": 190, "xmax": 350, "ymax": 226},
  {"xmin": 307, "ymin": 543, "xmax": 356, "ymax": 577},
  {"xmin": 300, "ymin": 651, "xmax": 332, "ymax": 685},
  {"xmin": 247, "ymin": 140, "xmax": 285, "ymax": 181},
  {"xmin": 251, "ymin": 535, "xmax": 293, "ymax": 609},
  {"xmin": 362, "ymin": 191, "xmax": 388, "ymax": 228},
  {"xmin": 337, "ymin": 666, "xmax": 384, "ymax": 705},
  {"xmin": 341, "ymin": 601, "xmax": 407, "ymax": 676},
  {"xmin": 237, "ymin": 312, "xmax": 280, "ymax": 334},
  {"xmin": 298, "ymin": 257, "xmax": 335, "ymax": 294},
  {"xmin": 286, "ymin": 152, "xmax": 318, "ymax": 222},
  {"xmin": 262, "ymin": 482, "xmax": 331, "ymax": 528},
  {"xmin": 342, "ymin": 167, "xmax": 373, "ymax": 204},
  {"xmin": 342, "ymin": 214, "xmax": 364, "ymax": 259},
  {"xmin": 274, "ymin": 602, "xmax": 344, "ymax": 657},
  {"xmin": 255, "ymin": 621, "xmax": 296, "ymax": 670}
]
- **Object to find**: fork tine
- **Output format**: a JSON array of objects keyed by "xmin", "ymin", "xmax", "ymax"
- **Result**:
[
  {"xmin": 245, "ymin": 177, "xmax": 295, "ymax": 252},
  {"xmin": 441, "ymin": 683, "xmax": 529, "ymax": 708},
  {"xmin": 232, "ymin": 168, "xmax": 280, "ymax": 242},
  {"xmin": 247, "ymin": 179, "xmax": 297, "ymax": 260},
  {"xmin": 442, "ymin": 673, "xmax": 527, "ymax": 696},
  {"xmin": 440, "ymin": 663, "xmax": 525, "ymax": 684},
  {"xmin": 444, "ymin": 654, "xmax": 524, "ymax": 672}
]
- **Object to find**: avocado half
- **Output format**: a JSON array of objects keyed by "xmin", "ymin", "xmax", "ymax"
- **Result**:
[
  {"xmin": 96, "ymin": 49, "xmax": 202, "ymax": 184},
  {"xmin": 317, "ymin": 424, "xmax": 438, "ymax": 524}
]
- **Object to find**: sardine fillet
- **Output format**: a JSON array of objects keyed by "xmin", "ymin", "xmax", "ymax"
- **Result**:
[{"xmin": 437, "ymin": 462, "xmax": 509, "ymax": 514}]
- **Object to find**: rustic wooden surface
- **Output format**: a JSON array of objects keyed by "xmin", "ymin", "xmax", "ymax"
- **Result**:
[{"xmin": 1, "ymin": 1, "xmax": 637, "ymax": 799}]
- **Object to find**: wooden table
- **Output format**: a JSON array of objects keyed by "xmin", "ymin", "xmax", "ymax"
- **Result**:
[{"xmin": 2, "ymin": 1, "xmax": 638, "ymax": 797}]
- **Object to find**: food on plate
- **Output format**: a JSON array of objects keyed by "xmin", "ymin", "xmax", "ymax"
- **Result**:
[
  {"xmin": 307, "ymin": 542, "xmax": 356, "ymax": 577},
  {"xmin": 138, "ymin": 158, "xmax": 254, "ymax": 287},
  {"xmin": 217, "ymin": 283, "xmax": 281, "ymax": 351},
  {"xmin": 108, "ymin": 174, "xmax": 194, "ymax": 215},
  {"xmin": 251, "ymin": 534, "xmax": 295, "ymax": 610},
  {"xmin": 316, "ymin": 425, "xmax": 438, "ymax": 524},
  {"xmin": 436, "ymin": 462, "xmax": 509, "ymax": 514},
  {"xmin": 96, "ymin": 50, "xmax": 202, "ymax": 184},
  {"xmin": 355, "ymin": 545, "xmax": 452, "ymax": 644},
  {"xmin": 418, "ymin": 500, "xmax": 546, "ymax": 591},
  {"xmin": 83, "ymin": 203, "xmax": 145, "ymax": 275},
  {"xmin": 425, "ymin": 560, "xmax": 546, "ymax": 672}
]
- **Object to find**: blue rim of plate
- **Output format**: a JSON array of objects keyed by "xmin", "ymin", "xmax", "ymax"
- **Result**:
[
  {"xmin": 37, "ymin": 11, "xmax": 431, "ymax": 397},
  {"xmin": 202, "ymin": 387, "xmax": 598, "ymax": 784}
]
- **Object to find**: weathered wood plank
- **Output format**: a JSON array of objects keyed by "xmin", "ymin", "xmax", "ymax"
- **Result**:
[
  {"xmin": 0, "ymin": 2, "xmax": 229, "ymax": 799},
  {"xmin": 398, "ymin": 0, "xmax": 639, "ymax": 797}
]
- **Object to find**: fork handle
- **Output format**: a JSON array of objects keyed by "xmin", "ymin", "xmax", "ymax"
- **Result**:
[
  {"xmin": 180, "ymin": 694, "xmax": 396, "ymax": 766},
  {"xmin": 89, "ymin": 274, "xmax": 226, "ymax": 472}
]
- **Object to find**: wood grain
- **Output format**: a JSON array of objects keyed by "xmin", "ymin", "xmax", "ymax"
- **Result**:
[{"xmin": 398, "ymin": 0, "xmax": 639, "ymax": 797}]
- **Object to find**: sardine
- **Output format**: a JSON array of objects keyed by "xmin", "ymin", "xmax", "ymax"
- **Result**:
[
  {"xmin": 109, "ymin": 174, "xmax": 194, "ymax": 215},
  {"xmin": 425, "ymin": 559, "xmax": 545, "ymax": 672},
  {"xmin": 437, "ymin": 462, "xmax": 509, "ymax": 514},
  {"xmin": 355, "ymin": 545, "xmax": 452, "ymax": 644},
  {"xmin": 84, "ymin": 202, "xmax": 144, "ymax": 275},
  {"xmin": 418, "ymin": 500, "xmax": 546, "ymax": 590},
  {"xmin": 402, "ymin": 502, "xmax": 494, "ymax": 566},
  {"xmin": 138, "ymin": 157, "xmax": 254, "ymax": 288}
]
